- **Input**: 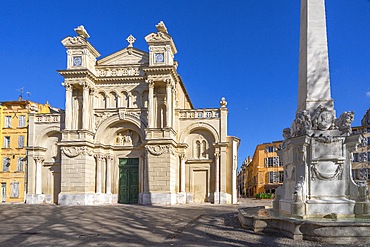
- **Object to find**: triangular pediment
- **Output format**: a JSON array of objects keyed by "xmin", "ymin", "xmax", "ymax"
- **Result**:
[
  {"xmin": 145, "ymin": 32, "xmax": 172, "ymax": 43},
  {"xmin": 97, "ymin": 47, "xmax": 148, "ymax": 66}
]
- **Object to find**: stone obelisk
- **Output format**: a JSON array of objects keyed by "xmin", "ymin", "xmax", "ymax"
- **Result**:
[
  {"xmin": 297, "ymin": 0, "xmax": 333, "ymax": 113},
  {"xmin": 273, "ymin": 0, "xmax": 368, "ymax": 218}
]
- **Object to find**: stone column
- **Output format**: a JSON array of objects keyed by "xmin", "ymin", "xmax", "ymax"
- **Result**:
[
  {"xmin": 95, "ymin": 155, "xmax": 102, "ymax": 193},
  {"xmin": 102, "ymin": 157, "xmax": 106, "ymax": 193},
  {"xmin": 147, "ymin": 80, "xmax": 154, "ymax": 128},
  {"xmin": 180, "ymin": 154, "xmax": 186, "ymax": 193},
  {"xmin": 214, "ymin": 153, "xmax": 220, "ymax": 194},
  {"xmin": 34, "ymin": 156, "xmax": 44, "ymax": 194},
  {"xmin": 106, "ymin": 155, "xmax": 112, "ymax": 194},
  {"xmin": 64, "ymin": 83, "xmax": 73, "ymax": 130},
  {"xmin": 143, "ymin": 148, "xmax": 149, "ymax": 194},
  {"xmin": 232, "ymin": 155, "xmax": 238, "ymax": 204},
  {"xmin": 82, "ymin": 83, "xmax": 90, "ymax": 130},
  {"xmin": 165, "ymin": 80, "xmax": 172, "ymax": 128},
  {"xmin": 89, "ymin": 88, "xmax": 95, "ymax": 131},
  {"xmin": 220, "ymin": 147, "xmax": 227, "ymax": 193}
]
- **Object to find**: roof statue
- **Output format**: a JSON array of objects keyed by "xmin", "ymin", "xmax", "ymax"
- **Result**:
[
  {"xmin": 155, "ymin": 21, "xmax": 168, "ymax": 33},
  {"xmin": 74, "ymin": 25, "xmax": 90, "ymax": 39}
]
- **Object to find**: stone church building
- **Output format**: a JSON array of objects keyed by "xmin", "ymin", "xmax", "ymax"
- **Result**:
[{"xmin": 26, "ymin": 22, "xmax": 239, "ymax": 205}]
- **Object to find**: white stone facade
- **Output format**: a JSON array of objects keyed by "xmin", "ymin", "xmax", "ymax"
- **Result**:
[{"xmin": 26, "ymin": 22, "xmax": 239, "ymax": 205}]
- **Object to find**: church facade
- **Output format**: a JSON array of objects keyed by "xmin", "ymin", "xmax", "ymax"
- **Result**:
[{"xmin": 26, "ymin": 22, "xmax": 239, "ymax": 205}]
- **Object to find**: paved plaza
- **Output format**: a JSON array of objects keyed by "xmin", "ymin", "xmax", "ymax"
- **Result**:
[{"xmin": 0, "ymin": 199, "xmax": 367, "ymax": 247}]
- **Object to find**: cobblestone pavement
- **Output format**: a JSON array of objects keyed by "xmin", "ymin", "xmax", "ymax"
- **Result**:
[{"xmin": 0, "ymin": 198, "xmax": 367, "ymax": 247}]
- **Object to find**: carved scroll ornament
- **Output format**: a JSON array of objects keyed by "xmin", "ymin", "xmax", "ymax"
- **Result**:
[
  {"xmin": 146, "ymin": 145, "xmax": 174, "ymax": 156},
  {"xmin": 61, "ymin": 146, "xmax": 94, "ymax": 158},
  {"xmin": 94, "ymin": 112, "xmax": 114, "ymax": 130}
]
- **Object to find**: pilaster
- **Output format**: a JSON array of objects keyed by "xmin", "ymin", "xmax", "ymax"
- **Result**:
[
  {"xmin": 146, "ymin": 79, "xmax": 155, "ymax": 128},
  {"xmin": 105, "ymin": 155, "xmax": 113, "ymax": 194},
  {"xmin": 63, "ymin": 82, "xmax": 73, "ymax": 130},
  {"xmin": 81, "ymin": 82, "xmax": 90, "ymax": 130},
  {"xmin": 34, "ymin": 156, "xmax": 44, "ymax": 195}
]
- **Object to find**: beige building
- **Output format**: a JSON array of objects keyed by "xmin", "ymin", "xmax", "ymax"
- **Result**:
[
  {"xmin": 237, "ymin": 156, "xmax": 251, "ymax": 198},
  {"xmin": 26, "ymin": 22, "xmax": 239, "ymax": 205},
  {"xmin": 351, "ymin": 108, "xmax": 370, "ymax": 186}
]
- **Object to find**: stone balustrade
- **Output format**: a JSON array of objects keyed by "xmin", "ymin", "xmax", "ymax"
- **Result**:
[
  {"xmin": 35, "ymin": 114, "xmax": 62, "ymax": 123},
  {"xmin": 96, "ymin": 66, "xmax": 143, "ymax": 77},
  {"xmin": 178, "ymin": 109, "xmax": 219, "ymax": 119}
]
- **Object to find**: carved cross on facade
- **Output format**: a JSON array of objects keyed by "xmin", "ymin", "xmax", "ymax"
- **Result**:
[{"xmin": 126, "ymin": 34, "xmax": 136, "ymax": 47}]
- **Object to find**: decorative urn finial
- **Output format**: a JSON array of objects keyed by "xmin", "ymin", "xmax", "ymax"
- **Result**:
[{"xmin": 220, "ymin": 97, "xmax": 227, "ymax": 108}]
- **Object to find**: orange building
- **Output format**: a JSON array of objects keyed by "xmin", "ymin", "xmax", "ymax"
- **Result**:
[
  {"xmin": 247, "ymin": 141, "xmax": 283, "ymax": 197},
  {"xmin": 0, "ymin": 99, "xmax": 51, "ymax": 203}
]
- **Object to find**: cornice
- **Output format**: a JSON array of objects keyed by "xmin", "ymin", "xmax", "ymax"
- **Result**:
[
  {"xmin": 144, "ymin": 66, "xmax": 179, "ymax": 83},
  {"xmin": 61, "ymin": 36, "xmax": 100, "ymax": 58},
  {"xmin": 95, "ymin": 76, "xmax": 145, "ymax": 83},
  {"xmin": 58, "ymin": 69, "xmax": 96, "ymax": 80}
]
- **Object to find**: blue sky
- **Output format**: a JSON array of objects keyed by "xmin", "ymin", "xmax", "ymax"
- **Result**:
[{"xmin": 0, "ymin": 0, "xmax": 369, "ymax": 168}]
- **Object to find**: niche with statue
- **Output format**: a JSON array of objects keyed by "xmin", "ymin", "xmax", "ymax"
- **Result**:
[{"xmin": 115, "ymin": 129, "xmax": 140, "ymax": 146}]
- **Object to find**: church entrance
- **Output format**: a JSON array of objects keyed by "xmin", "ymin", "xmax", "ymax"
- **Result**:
[
  {"xmin": 192, "ymin": 170, "xmax": 208, "ymax": 203},
  {"xmin": 118, "ymin": 158, "xmax": 139, "ymax": 204}
]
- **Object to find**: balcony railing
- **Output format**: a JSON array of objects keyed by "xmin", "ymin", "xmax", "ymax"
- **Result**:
[{"xmin": 178, "ymin": 109, "xmax": 220, "ymax": 119}]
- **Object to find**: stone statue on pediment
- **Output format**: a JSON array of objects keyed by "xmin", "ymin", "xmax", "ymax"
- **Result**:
[
  {"xmin": 156, "ymin": 21, "xmax": 168, "ymax": 33},
  {"xmin": 74, "ymin": 25, "xmax": 90, "ymax": 39}
]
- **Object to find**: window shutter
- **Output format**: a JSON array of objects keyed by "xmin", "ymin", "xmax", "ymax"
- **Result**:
[
  {"xmin": 2, "ymin": 158, "xmax": 7, "ymax": 171},
  {"xmin": 18, "ymin": 136, "xmax": 24, "ymax": 148},
  {"xmin": 17, "ymin": 158, "xmax": 23, "ymax": 171},
  {"xmin": 11, "ymin": 182, "xmax": 19, "ymax": 198},
  {"xmin": 2, "ymin": 158, "xmax": 9, "ymax": 172},
  {"xmin": 273, "ymin": 172, "xmax": 279, "ymax": 183},
  {"xmin": 19, "ymin": 115, "xmax": 26, "ymax": 127},
  {"xmin": 5, "ymin": 116, "xmax": 11, "ymax": 128},
  {"xmin": 264, "ymin": 158, "xmax": 267, "ymax": 167}
]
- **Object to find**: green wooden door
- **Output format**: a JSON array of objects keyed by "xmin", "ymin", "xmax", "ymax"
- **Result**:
[{"xmin": 118, "ymin": 158, "xmax": 139, "ymax": 204}]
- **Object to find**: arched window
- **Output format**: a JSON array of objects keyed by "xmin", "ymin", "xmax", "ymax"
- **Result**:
[
  {"xmin": 202, "ymin": 140, "xmax": 207, "ymax": 158},
  {"xmin": 98, "ymin": 92, "xmax": 106, "ymax": 109},
  {"xmin": 142, "ymin": 91, "xmax": 149, "ymax": 108},
  {"xmin": 196, "ymin": 140, "xmax": 201, "ymax": 159},
  {"xmin": 131, "ymin": 91, "xmax": 140, "ymax": 108},
  {"xmin": 120, "ymin": 92, "xmax": 129, "ymax": 108},
  {"xmin": 109, "ymin": 92, "xmax": 118, "ymax": 108}
]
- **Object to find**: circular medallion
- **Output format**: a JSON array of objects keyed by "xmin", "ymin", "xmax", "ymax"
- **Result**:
[{"xmin": 318, "ymin": 111, "xmax": 333, "ymax": 130}]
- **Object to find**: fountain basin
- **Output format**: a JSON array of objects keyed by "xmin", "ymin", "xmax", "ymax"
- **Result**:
[{"xmin": 238, "ymin": 207, "xmax": 370, "ymax": 244}]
